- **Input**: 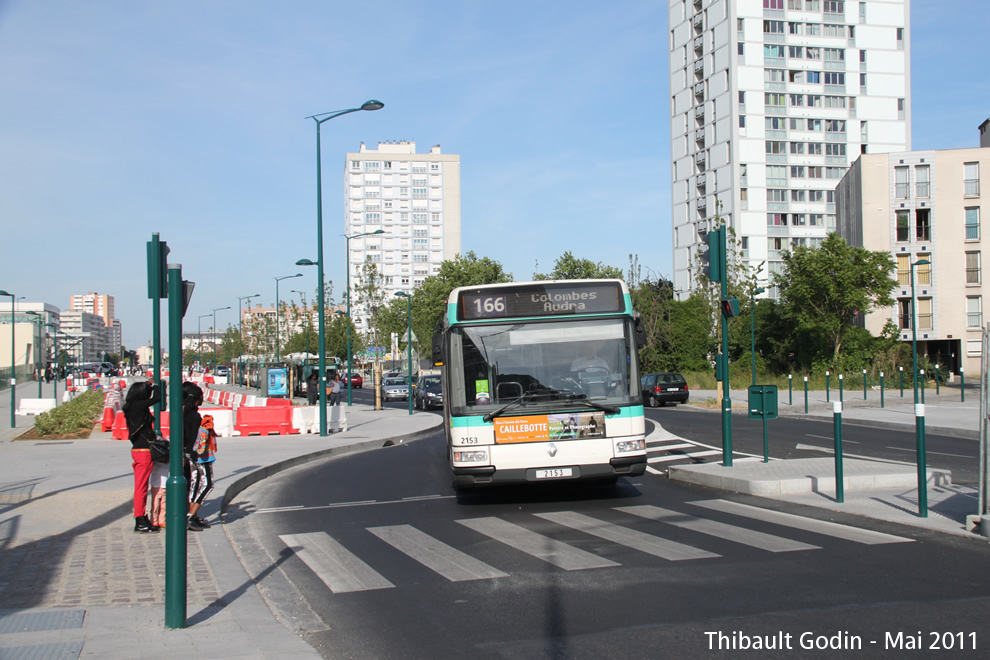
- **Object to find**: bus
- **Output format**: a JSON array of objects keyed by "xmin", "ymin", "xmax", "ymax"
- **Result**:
[{"xmin": 433, "ymin": 279, "xmax": 648, "ymax": 488}]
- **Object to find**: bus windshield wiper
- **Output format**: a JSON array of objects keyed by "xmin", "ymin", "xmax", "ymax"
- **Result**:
[
  {"xmin": 483, "ymin": 392, "xmax": 537, "ymax": 422},
  {"xmin": 567, "ymin": 397, "xmax": 620, "ymax": 415}
]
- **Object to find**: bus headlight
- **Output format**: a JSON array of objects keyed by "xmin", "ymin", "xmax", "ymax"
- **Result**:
[
  {"xmin": 453, "ymin": 450, "xmax": 488, "ymax": 463},
  {"xmin": 614, "ymin": 439, "xmax": 645, "ymax": 453}
]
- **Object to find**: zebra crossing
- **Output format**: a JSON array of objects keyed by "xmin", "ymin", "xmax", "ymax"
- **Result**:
[
  {"xmin": 644, "ymin": 423, "xmax": 762, "ymax": 473},
  {"xmin": 278, "ymin": 499, "xmax": 912, "ymax": 594}
]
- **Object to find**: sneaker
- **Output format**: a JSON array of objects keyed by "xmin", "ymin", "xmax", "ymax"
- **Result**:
[
  {"xmin": 134, "ymin": 516, "xmax": 155, "ymax": 533},
  {"xmin": 193, "ymin": 516, "xmax": 211, "ymax": 529},
  {"xmin": 187, "ymin": 516, "xmax": 205, "ymax": 531}
]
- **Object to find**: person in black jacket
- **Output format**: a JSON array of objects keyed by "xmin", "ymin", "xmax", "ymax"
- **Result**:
[
  {"xmin": 122, "ymin": 380, "xmax": 161, "ymax": 533},
  {"xmin": 182, "ymin": 382, "xmax": 209, "ymax": 531}
]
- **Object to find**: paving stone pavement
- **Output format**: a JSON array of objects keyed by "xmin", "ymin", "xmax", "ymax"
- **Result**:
[{"xmin": 0, "ymin": 518, "xmax": 222, "ymax": 610}]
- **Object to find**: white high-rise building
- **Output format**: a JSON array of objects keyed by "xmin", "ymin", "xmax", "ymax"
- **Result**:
[
  {"xmin": 669, "ymin": 0, "xmax": 910, "ymax": 297},
  {"xmin": 344, "ymin": 141, "xmax": 462, "ymax": 335}
]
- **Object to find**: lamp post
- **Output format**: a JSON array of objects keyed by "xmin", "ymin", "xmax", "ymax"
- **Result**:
[
  {"xmin": 750, "ymin": 286, "xmax": 766, "ymax": 386},
  {"xmin": 274, "ymin": 274, "xmax": 302, "ymax": 362},
  {"xmin": 211, "ymin": 306, "xmax": 230, "ymax": 368},
  {"xmin": 395, "ymin": 291, "xmax": 413, "ymax": 416},
  {"xmin": 911, "ymin": 258, "xmax": 931, "ymax": 517},
  {"xmin": 237, "ymin": 294, "xmax": 259, "ymax": 386},
  {"xmin": 197, "ymin": 314, "xmax": 211, "ymax": 371},
  {"xmin": 344, "ymin": 230, "xmax": 385, "ymax": 406},
  {"xmin": 307, "ymin": 100, "xmax": 384, "ymax": 429},
  {"xmin": 0, "ymin": 290, "xmax": 15, "ymax": 428}
]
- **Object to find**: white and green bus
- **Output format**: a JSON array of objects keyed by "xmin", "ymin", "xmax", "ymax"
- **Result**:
[{"xmin": 433, "ymin": 279, "xmax": 648, "ymax": 488}]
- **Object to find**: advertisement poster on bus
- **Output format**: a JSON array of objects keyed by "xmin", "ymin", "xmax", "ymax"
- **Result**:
[
  {"xmin": 268, "ymin": 367, "xmax": 288, "ymax": 397},
  {"xmin": 494, "ymin": 412, "xmax": 605, "ymax": 444}
]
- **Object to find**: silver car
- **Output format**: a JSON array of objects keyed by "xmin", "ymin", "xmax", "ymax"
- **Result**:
[{"xmin": 381, "ymin": 376, "xmax": 410, "ymax": 401}]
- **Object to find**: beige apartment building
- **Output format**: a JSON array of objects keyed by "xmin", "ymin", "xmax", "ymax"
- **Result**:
[{"xmin": 835, "ymin": 142, "xmax": 989, "ymax": 375}]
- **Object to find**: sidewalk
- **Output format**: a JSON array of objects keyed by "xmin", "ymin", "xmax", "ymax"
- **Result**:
[
  {"xmin": 672, "ymin": 383, "xmax": 987, "ymax": 538},
  {"xmin": 0, "ymin": 378, "xmax": 441, "ymax": 658}
]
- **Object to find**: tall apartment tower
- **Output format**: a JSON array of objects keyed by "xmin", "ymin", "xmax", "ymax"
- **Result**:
[
  {"xmin": 344, "ymin": 141, "xmax": 462, "ymax": 334},
  {"xmin": 70, "ymin": 292, "xmax": 114, "ymax": 327},
  {"xmin": 669, "ymin": 0, "xmax": 910, "ymax": 297}
]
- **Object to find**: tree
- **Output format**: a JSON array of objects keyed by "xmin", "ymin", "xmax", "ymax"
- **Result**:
[
  {"xmin": 627, "ymin": 254, "xmax": 676, "ymax": 372},
  {"xmin": 409, "ymin": 252, "xmax": 513, "ymax": 357},
  {"xmin": 533, "ymin": 251, "xmax": 623, "ymax": 281},
  {"xmin": 774, "ymin": 233, "xmax": 896, "ymax": 362}
]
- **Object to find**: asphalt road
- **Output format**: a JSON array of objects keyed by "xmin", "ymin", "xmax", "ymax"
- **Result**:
[
  {"xmin": 227, "ymin": 424, "xmax": 990, "ymax": 659},
  {"xmin": 646, "ymin": 404, "xmax": 980, "ymax": 485}
]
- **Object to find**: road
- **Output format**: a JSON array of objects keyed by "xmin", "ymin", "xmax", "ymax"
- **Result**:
[
  {"xmin": 226, "ymin": 414, "xmax": 990, "ymax": 659},
  {"xmin": 645, "ymin": 404, "xmax": 980, "ymax": 484}
]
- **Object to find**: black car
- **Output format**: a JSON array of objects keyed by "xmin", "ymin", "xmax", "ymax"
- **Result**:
[
  {"xmin": 641, "ymin": 372, "xmax": 689, "ymax": 407},
  {"xmin": 414, "ymin": 374, "xmax": 443, "ymax": 410}
]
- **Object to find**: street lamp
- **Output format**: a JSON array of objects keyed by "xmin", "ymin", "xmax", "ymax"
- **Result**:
[
  {"xmin": 212, "ymin": 306, "xmax": 230, "ymax": 368},
  {"xmin": 395, "ymin": 291, "xmax": 413, "ymax": 416},
  {"xmin": 911, "ymin": 257, "xmax": 931, "ymax": 517},
  {"xmin": 237, "ymin": 294, "xmax": 260, "ymax": 385},
  {"xmin": 0, "ymin": 289, "xmax": 15, "ymax": 428},
  {"xmin": 750, "ymin": 286, "xmax": 766, "ymax": 386},
  {"xmin": 344, "ymin": 230, "xmax": 385, "ymax": 406},
  {"xmin": 307, "ymin": 100, "xmax": 384, "ymax": 429},
  {"xmin": 274, "ymin": 274, "xmax": 303, "ymax": 362},
  {"xmin": 197, "ymin": 314, "xmax": 211, "ymax": 370}
]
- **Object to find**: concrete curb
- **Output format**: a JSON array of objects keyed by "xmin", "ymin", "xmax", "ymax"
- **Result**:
[{"xmin": 219, "ymin": 423, "xmax": 441, "ymax": 515}]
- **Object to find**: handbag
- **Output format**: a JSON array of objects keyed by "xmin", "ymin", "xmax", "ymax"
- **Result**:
[{"xmin": 149, "ymin": 432, "xmax": 170, "ymax": 463}]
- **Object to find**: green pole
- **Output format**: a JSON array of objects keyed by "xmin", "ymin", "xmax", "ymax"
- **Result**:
[
  {"xmin": 839, "ymin": 373, "xmax": 844, "ymax": 403},
  {"xmin": 804, "ymin": 376, "xmax": 808, "ymax": 414},
  {"xmin": 788, "ymin": 374, "xmax": 792, "ymax": 405},
  {"xmin": 406, "ymin": 295, "xmax": 412, "ymax": 416},
  {"xmin": 935, "ymin": 365, "xmax": 940, "ymax": 395},
  {"xmin": 920, "ymin": 369, "xmax": 925, "ymax": 403},
  {"xmin": 826, "ymin": 371, "xmax": 830, "ymax": 402},
  {"xmin": 719, "ymin": 227, "xmax": 733, "ymax": 467},
  {"xmin": 833, "ymin": 401, "xmax": 844, "ymax": 504},
  {"xmin": 900, "ymin": 366, "xmax": 904, "ymax": 397},
  {"xmin": 164, "ymin": 264, "xmax": 187, "ymax": 629},
  {"xmin": 880, "ymin": 372, "xmax": 885, "ymax": 408},
  {"xmin": 149, "ymin": 234, "xmax": 165, "ymax": 418},
  {"xmin": 863, "ymin": 369, "xmax": 867, "ymax": 400},
  {"xmin": 961, "ymin": 368, "xmax": 965, "ymax": 403},
  {"xmin": 916, "ymin": 403, "xmax": 928, "ymax": 517}
]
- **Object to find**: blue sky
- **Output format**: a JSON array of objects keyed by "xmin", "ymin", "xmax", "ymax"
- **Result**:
[{"xmin": 0, "ymin": 1, "xmax": 986, "ymax": 347}]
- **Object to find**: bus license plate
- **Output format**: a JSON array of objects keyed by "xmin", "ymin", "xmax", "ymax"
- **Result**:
[{"xmin": 536, "ymin": 468, "xmax": 573, "ymax": 479}]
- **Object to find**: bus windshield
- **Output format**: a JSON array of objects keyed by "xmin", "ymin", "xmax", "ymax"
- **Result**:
[{"xmin": 447, "ymin": 317, "xmax": 639, "ymax": 416}]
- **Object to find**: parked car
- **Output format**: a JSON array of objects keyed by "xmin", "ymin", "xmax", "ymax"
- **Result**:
[
  {"xmin": 414, "ymin": 374, "xmax": 443, "ymax": 410},
  {"xmin": 348, "ymin": 373, "xmax": 363, "ymax": 389},
  {"xmin": 640, "ymin": 372, "xmax": 689, "ymax": 407},
  {"xmin": 381, "ymin": 376, "xmax": 409, "ymax": 401},
  {"xmin": 214, "ymin": 365, "xmax": 229, "ymax": 377}
]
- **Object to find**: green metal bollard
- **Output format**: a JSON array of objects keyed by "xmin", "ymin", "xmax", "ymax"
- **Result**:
[
  {"xmin": 803, "ymin": 376, "xmax": 808, "ymax": 414},
  {"xmin": 863, "ymin": 369, "xmax": 867, "ymax": 400},
  {"xmin": 833, "ymin": 401, "xmax": 844, "ymax": 504},
  {"xmin": 916, "ymin": 402, "xmax": 928, "ymax": 518},
  {"xmin": 880, "ymin": 372, "xmax": 885, "ymax": 408},
  {"xmin": 839, "ymin": 373, "xmax": 844, "ymax": 403},
  {"xmin": 788, "ymin": 374, "xmax": 793, "ymax": 405},
  {"xmin": 961, "ymin": 368, "xmax": 965, "ymax": 403},
  {"xmin": 920, "ymin": 369, "xmax": 925, "ymax": 404},
  {"xmin": 900, "ymin": 366, "xmax": 904, "ymax": 397},
  {"xmin": 935, "ymin": 365, "xmax": 940, "ymax": 395},
  {"xmin": 825, "ymin": 370, "xmax": 830, "ymax": 402},
  {"xmin": 165, "ymin": 264, "xmax": 188, "ymax": 629}
]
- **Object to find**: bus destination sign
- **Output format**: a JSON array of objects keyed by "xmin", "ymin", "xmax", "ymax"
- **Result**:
[{"xmin": 458, "ymin": 282, "xmax": 623, "ymax": 320}]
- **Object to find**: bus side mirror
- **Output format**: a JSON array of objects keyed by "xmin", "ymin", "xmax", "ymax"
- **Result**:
[{"xmin": 634, "ymin": 316, "xmax": 647, "ymax": 349}]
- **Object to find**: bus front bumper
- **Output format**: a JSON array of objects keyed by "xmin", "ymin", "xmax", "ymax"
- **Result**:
[{"xmin": 452, "ymin": 456, "xmax": 646, "ymax": 487}]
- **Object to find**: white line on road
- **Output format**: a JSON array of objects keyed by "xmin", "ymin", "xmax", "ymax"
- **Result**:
[
  {"xmin": 535, "ymin": 511, "xmax": 720, "ymax": 561},
  {"xmin": 647, "ymin": 450, "xmax": 722, "ymax": 464},
  {"xmin": 805, "ymin": 434, "xmax": 858, "ymax": 443},
  {"xmin": 368, "ymin": 525, "xmax": 508, "ymax": 581},
  {"xmin": 688, "ymin": 499, "xmax": 912, "ymax": 545},
  {"xmin": 794, "ymin": 443, "xmax": 918, "ymax": 466},
  {"xmin": 254, "ymin": 495, "xmax": 456, "ymax": 514},
  {"xmin": 885, "ymin": 446, "xmax": 972, "ymax": 459},
  {"xmin": 615, "ymin": 505, "xmax": 820, "ymax": 553},
  {"xmin": 457, "ymin": 517, "xmax": 620, "ymax": 570},
  {"xmin": 280, "ymin": 532, "xmax": 394, "ymax": 593}
]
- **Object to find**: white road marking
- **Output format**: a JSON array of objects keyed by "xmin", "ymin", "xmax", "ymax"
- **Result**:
[
  {"xmin": 534, "ymin": 511, "xmax": 720, "ymax": 561},
  {"xmin": 615, "ymin": 505, "xmax": 820, "ymax": 553},
  {"xmin": 457, "ymin": 517, "xmax": 620, "ymax": 570},
  {"xmin": 689, "ymin": 499, "xmax": 913, "ymax": 545},
  {"xmin": 280, "ymin": 532, "xmax": 394, "ymax": 593},
  {"xmin": 885, "ymin": 446, "xmax": 972, "ymax": 459},
  {"xmin": 368, "ymin": 525, "xmax": 508, "ymax": 581},
  {"xmin": 648, "ymin": 450, "xmax": 722, "ymax": 464}
]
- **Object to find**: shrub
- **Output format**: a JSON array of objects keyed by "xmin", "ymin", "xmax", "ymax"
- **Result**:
[{"xmin": 34, "ymin": 389, "xmax": 105, "ymax": 436}]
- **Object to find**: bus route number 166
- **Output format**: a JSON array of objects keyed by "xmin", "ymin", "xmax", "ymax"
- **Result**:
[{"xmin": 470, "ymin": 295, "xmax": 507, "ymax": 318}]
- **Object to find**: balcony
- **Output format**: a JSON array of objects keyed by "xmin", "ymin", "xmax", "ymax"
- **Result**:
[
  {"xmin": 697, "ymin": 198, "xmax": 707, "ymax": 209},
  {"xmin": 693, "ymin": 14, "xmax": 704, "ymax": 30},
  {"xmin": 768, "ymin": 202, "xmax": 789, "ymax": 211},
  {"xmin": 694, "ymin": 60, "xmax": 704, "ymax": 73},
  {"xmin": 765, "ymin": 105, "xmax": 787, "ymax": 116},
  {"xmin": 694, "ymin": 36, "xmax": 704, "ymax": 52},
  {"xmin": 825, "ymin": 84, "xmax": 845, "ymax": 94},
  {"xmin": 695, "ymin": 129, "xmax": 706, "ymax": 143},
  {"xmin": 694, "ymin": 105, "xmax": 705, "ymax": 119},
  {"xmin": 695, "ymin": 152, "xmax": 707, "ymax": 164},
  {"xmin": 694, "ymin": 83, "xmax": 705, "ymax": 97}
]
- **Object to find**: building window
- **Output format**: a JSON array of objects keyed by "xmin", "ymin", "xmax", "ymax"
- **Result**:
[
  {"xmin": 763, "ymin": 0, "xmax": 784, "ymax": 9},
  {"xmin": 918, "ymin": 298, "xmax": 933, "ymax": 331},
  {"xmin": 968, "ymin": 296, "xmax": 983, "ymax": 328},
  {"xmin": 915, "ymin": 165, "xmax": 930, "ymax": 198},
  {"xmin": 824, "ymin": 1, "xmax": 844, "ymax": 14},
  {"xmin": 738, "ymin": 42, "xmax": 745, "ymax": 56},
  {"xmin": 764, "ymin": 44, "xmax": 785, "ymax": 59},
  {"xmin": 894, "ymin": 167, "xmax": 910, "ymax": 199},
  {"xmin": 916, "ymin": 259, "xmax": 931, "ymax": 285},
  {"xmin": 915, "ymin": 209, "xmax": 931, "ymax": 242},
  {"xmin": 964, "ymin": 162, "xmax": 980, "ymax": 196},
  {"xmin": 790, "ymin": 142, "xmax": 805, "ymax": 154},
  {"xmin": 740, "ymin": 115, "xmax": 746, "ymax": 128},
  {"xmin": 967, "ymin": 252, "xmax": 982, "ymax": 285},
  {"xmin": 896, "ymin": 254, "xmax": 910, "ymax": 285},
  {"xmin": 966, "ymin": 207, "xmax": 981, "ymax": 240},
  {"xmin": 896, "ymin": 27, "xmax": 904, "ymax": 48},
  {"xmin": 896, "ymin": 210, "xmax": 910, "ymax": 242}
]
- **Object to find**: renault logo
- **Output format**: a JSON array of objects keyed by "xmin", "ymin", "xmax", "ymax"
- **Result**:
[{"xmin": 547, "ymin": 443, "xmax": 558, "ymax": 457}]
